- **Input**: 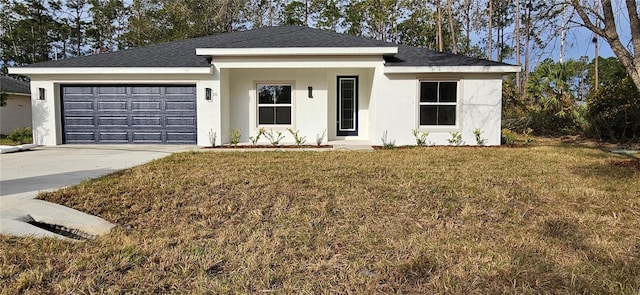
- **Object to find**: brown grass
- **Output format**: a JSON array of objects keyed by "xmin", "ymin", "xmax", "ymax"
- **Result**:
[{"xmin": 1, "ymin": 141, "xmax": 639, "ymax": 294}]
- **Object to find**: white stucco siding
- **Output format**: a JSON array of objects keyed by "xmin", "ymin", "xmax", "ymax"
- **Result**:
[
  {"xmin": 227, "ymin": 68, "xmax": 330, "ymax": 145},
  {"xmin": 0, "ymin": 94, "xmax": 32, "ymax": 135},
  {"xmin": 372, "ymin": 73, "xmax": 504, "ymax": 146}
]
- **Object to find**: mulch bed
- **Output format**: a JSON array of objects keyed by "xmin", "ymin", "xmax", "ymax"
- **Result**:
[{"xmin": 203, "ymin": 145, "xmax": 333, "ymax": 149}]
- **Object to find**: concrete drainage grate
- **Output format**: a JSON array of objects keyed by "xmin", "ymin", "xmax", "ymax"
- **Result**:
[{"xmin": 22, "ymin": 215, "xmax": 96, "ymax": 240}]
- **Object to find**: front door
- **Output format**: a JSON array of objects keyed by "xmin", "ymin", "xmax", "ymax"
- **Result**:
[{"xmin": 337, "ymin": 76, "xmax": 358, "ymax": 136}]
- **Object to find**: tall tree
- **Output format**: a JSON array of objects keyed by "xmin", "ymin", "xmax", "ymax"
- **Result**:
[
  {"xmin": 569, "ymin": 0, "xmax": 640, "ymax": 91},
  {"xmin": 5, "ymin": 0, "xmax": 62, "ymax": 65},
  {"xmin": 86, "ymin": 0, "xmax": 127, "ymax": 53}
]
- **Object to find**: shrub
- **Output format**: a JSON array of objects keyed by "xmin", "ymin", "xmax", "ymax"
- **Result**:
[
  {"xmin": 316, "ymin": 130, "xmax": 326, "ymax": 147},
  {"xmin": 473, "ymin": 129, "xmax": 487, "ymax": 146},
  {"xmin": 586, "ymin": 77, "xmax": 640, "ymax": 144},
  {"xmin": 7, "ymin": 127, "xmax": 32, "ymax": 144},
  {"xmin": 381, "ymin": 130, "xmax": 395, "ymax": 149},
  {"xmin": 523, "ymin": 128, "xmax": 535, "ymax": 145},
  {"xmin": 447, "ymin": 132, "xmax": 463, "ymax": 146},
  {"xmin": 411, "ymin": 129, "xmax": 429, "ymax": 146},
  {"xmin": 287, "ymin": 128, "xmax": 306, "ymax": 146},
  {"xmin": 264, "ymin": 129, "xmax": 284, "ymax": 146},
  {"xmin": 502, "ymin": 128, "xmax": 517, "ymax": 146},
  {"xmin": 208, "ymin": 130, "xmax": 217, "ymax": 147},
  {"xmin": 249, "ymin": 128, "xmax": 266, "ymax": 145},
  {"xmin": 230, "ymin": 129, "xmax": 241, "ymax": 147}
]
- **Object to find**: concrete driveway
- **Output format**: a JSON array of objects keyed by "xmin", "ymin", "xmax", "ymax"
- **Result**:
[{"xmin": 0, "ymin": 145, "xmax": 197, "ymax": 238}]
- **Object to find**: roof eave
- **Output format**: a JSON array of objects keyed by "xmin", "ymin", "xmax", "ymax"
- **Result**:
[
  {"xmin": 383, "ymin": 65, "xmax": 522, "ymax": 74},
  {"xmin": 8, "ymin": 67, "xmax": 213, "ymax": 75},
  {"xmin": 196, "ymin": 47, "xmax": 398, "ymax": 57}
]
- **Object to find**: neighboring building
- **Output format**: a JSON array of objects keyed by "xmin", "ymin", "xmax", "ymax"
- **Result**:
[
  {"xmin": 8, "ymin": 26, "xmax": 519, "ymax": 146},
  {"xmin": 0, "ymin": 76, "xmax": 32, "ymax": 135}
]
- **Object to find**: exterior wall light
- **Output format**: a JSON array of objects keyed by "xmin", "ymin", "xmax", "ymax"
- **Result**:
[
  {"xmin": 205, "ymin": 87, "xmax": 212, "ymax": 100},
  {"xmin": 308, "ymin": 86, "xmax": 313, "ymax": 98},
  {"xmin": 38, "ymin": 88, "xmax": 46, "ymax": 100}
]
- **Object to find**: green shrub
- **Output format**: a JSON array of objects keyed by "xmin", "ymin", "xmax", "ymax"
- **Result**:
[
  {"xmin": 230, "ymin": 128, "xmax": 241, "ymax": 147},
  {"xmin": 411, "ymin": 129, "xmax": 429, "ymax": 146},
  {"xmin": 502, "ymin": 128, "xmax": 517, "ymax": 146},
  {"xmin": 586, "ymin": 77, "xmax": 640, "ymax": 144},
  {"xmin": 447, "ymin": 132, "xmax": 463, "ymax": 146},
  {"xmin": 381, "ymin": 130, "xmax": 395, "ymax": 149},
  {"xmin": 8, "ymin": 127, "xmax": 32, "ymax": 144},
  {"xmin": 473, "ymin": 129, "xmax": 487, "ymax": 146}
]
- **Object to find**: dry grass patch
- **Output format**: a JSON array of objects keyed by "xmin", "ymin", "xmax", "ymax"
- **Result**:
[{"xmin": 1, "ymin": 142, "xmax": 639, "ymax": 294}]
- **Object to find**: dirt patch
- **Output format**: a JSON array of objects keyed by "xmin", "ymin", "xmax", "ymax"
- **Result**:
[{"xmin": 610, "ymin": 159, "xmax": 640, "ymax": 170}]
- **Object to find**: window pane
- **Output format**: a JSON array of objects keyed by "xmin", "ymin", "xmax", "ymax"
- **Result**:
[
  {"xmin": 420, "ymin": 105, "xmax": 438, "ymax": 125},
  {"xmin": 275, "ymin": 86, "xmax": 291, "ymax": 104},
  {"xmin": 274, "ymin": 107, "xmax": 291, "ymax": 124},
  {"xmin": 258, "ymin": 85, "xmax": 274, "ymax": 104},
  {"xmin": 420, "ymin": 82, "xmax": 438, "ymax": 102},
  {"xmin": 438, "ymin": 106, "xmax": 456, "ymax": 125},
  {"xmin": 258, "ymin": 107, "xmax": 275, "ymax": 124},
  {"xmin": 440, "ymin": 82, "xmax": 457, "ymax": 102}
]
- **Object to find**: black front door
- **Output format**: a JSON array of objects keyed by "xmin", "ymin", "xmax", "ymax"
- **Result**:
[{"xmin": 337, "ymin": 76, "xmax": 358, "ymax": 136}]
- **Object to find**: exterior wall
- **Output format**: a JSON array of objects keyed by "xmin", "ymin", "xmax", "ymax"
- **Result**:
[
  {"xmin": 24, "ymin": 73, "xmax": 214, "ymax": 146},
  {"xmin": 225, "ymin": 68, "xmax": 376, "ymax": 145},
  {"xmin": 21, "ymin": 67, "xmax": 505, "ymax": 147},
  {"xmin": 373, "ymin": 73, "xmax": 504, "ymax": 146},
  {"xmin": 325, "ymin": 68, "xmax": 374, "ymax": 141},
  {"xmin": 0, "ymin": 94, "xmax": 32, "ymax": 135},
  {"xmin": 227, "ymin": 68, "xmax": 329, "ymax": 145}
]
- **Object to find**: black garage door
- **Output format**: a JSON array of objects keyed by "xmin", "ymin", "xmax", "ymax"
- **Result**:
[{"xmin": 62, "ymin": 85, "xmax": 197, "ymax": 144}]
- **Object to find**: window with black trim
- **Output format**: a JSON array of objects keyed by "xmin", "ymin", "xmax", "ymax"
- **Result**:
[
  {"xmin": 257, "ymin": 84, "xmax": 292, "ymax": 125},
  {"xmin": 419, "ymin": 81, "xmax": 457, "ymax": 126}
]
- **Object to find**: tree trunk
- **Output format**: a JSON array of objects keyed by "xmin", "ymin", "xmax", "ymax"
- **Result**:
[
  {"xmin": 447, "ymin": 0, "xmax": 457, "ymax": 54},
  {"xmin": 437, "ymin": 0, "xmax": 444, "ymax": 52},
  {"xmin": 488, "ymin": 0, "xmax": 493, "ymax": 60},
  {"xmin": 515, "ymin": 0, "xmax": 521, "ymax": 92}
]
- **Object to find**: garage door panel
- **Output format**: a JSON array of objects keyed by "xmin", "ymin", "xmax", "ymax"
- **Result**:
[
  {"xmin": 132, "ymin": 86, "xmax": 161, "ymax": 95},
  {"xmin": 66, "ymin": 132, "xmax": 97, "ymax": 143},
  {"xmin": 132, "ymin": 132, "xmax": 163, "ymax": 143},
  {"xmin": 64, "ymin": 101, "xmax": 94, "ymax": 111},
  {"xmin": 166, "ymin": 117, "xmax": 195, "ymax": 127},
  {"xmin": 97, "ymin": 101, "xmax": 128, "ymax": 111},
  {"xmin": 63, "ymin": 87, "xmax": 94, "ymax": 95},
  {"xmin": 166, "ymin": 100, "xmax": 196, "ymax": 111},
  {"xmin": 98, "ymin": 132, "xmax": 129, "ymax": 143},
  {"xmin": 166, "ymin": 132, "xmax": 196, "ymax": 143},
  {"xmin": 62, "ymin": 85, "xmax": 196, "ymax": 144},
  {"xmin": 131, "ymin": 101, "xmax": 162, "ymax": 112},
  {"xmin": 132, "ymin": 116, "xmax": 163, "ymax": 127},
  {"xmin": 65, "ymin": 116, "xmax": 96, "ymax": 127},
  {"xmin": 97, "ymin": 87, "xmax": 127, "ymax": 95},
  {"xmin": 166, "ymin": 87, "xmax": 196, "ymax": 95},
  {"xmin": 98, "ymin": 116, "xmax": 129, "ymax": 127}
]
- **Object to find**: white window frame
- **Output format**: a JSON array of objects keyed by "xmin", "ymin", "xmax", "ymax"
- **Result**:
[
  {"xmin": 255, "ymin": 81, "xmax": 295, "ymax": 128},
  {"xmin": 417, "ymin": 80, "xmax": 461, "ymax": 130}
]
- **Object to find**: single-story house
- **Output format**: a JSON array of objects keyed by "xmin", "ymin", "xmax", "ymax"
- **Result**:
[
  {"xmin": 0, "ymin": 76, "xmax": 32, "ymax": 135},
  {"xmin": 8, "ymin": 26, "xmax": 519, "ymax": 146}
]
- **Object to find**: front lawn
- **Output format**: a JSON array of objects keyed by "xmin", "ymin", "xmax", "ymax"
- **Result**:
[{"xmin": 1, "ymin": 142, "xmax": 639, "ymax": 294}]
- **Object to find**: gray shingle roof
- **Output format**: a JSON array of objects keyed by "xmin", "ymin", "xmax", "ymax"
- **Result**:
[
  {"xmin": 0, "ymin": 76, "xmax": 30, "ymax": 94},
  {"xmin": 24, "ymin": 26, "xmax": 510, "ymax": 68}
]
